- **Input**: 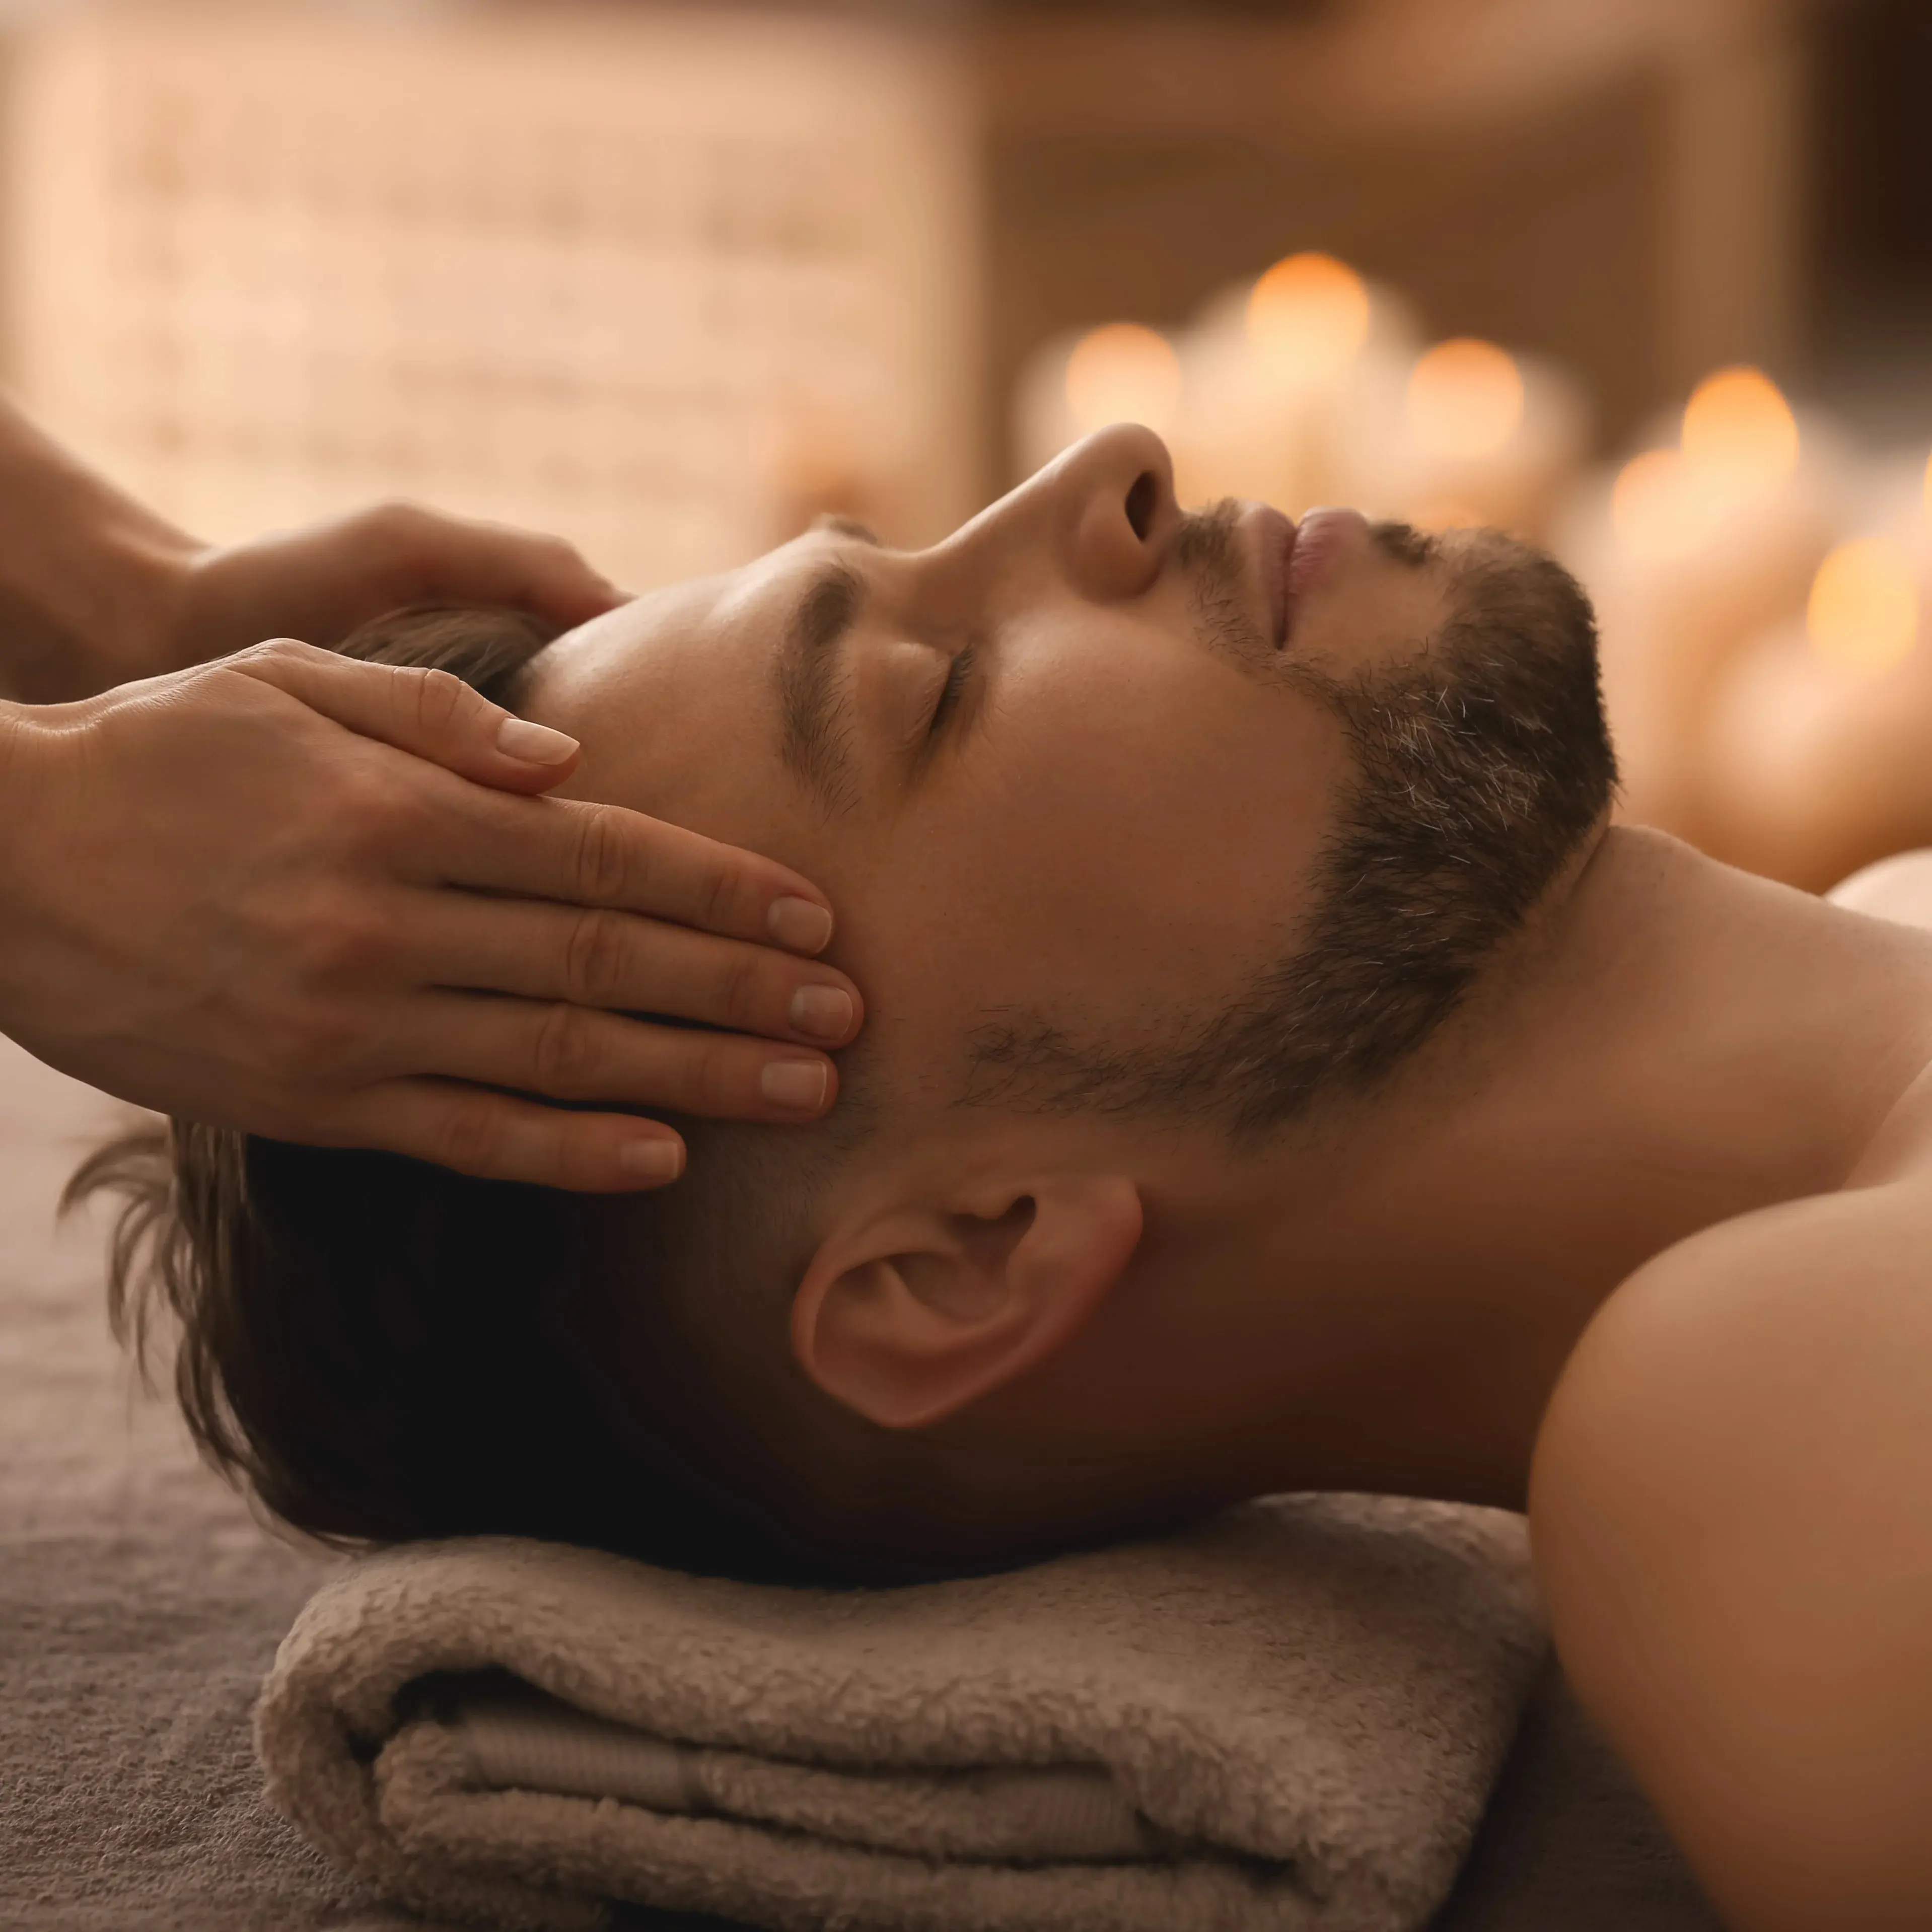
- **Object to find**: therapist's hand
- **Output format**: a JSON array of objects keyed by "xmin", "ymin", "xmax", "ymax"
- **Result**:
[
  {"xmin": 0, "ymin": 642, "xmax": 865, "ymax": 1191},
  {"xmin": 101, "ymin": 499, "xmax": 631, "ymax": 690}
]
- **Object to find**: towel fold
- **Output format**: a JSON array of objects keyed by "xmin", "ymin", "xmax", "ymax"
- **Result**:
[{"xmin": 256, "ymin": 1494, "xmax": 1546, "ymax": 1932}]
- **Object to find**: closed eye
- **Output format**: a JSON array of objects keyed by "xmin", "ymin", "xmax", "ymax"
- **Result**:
[{"xmin": 929, "ymin": 642, "xmax": 977, "ymax": 739}]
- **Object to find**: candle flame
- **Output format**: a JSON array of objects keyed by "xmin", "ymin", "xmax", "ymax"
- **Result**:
[
  {"xmin": 1063, "ymin": 324, "xmax": 1182, "ymax": 436},
  {"xmin": 1807, "ymin": 537, "xmax": 1918, "ymax": 674},
  {"xmin": 1246, "ymin": 253, "xmax": 1370, "ymax": 383},
  {"xmin": 1407, "ymin": 339, "xmax": 1524, "ymax": 460},
  {"xmin": 1680, "ymin": 367, "xmax": 1799, "ymax": 489}
]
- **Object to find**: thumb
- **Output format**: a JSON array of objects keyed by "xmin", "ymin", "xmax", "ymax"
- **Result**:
[{"xmin": 223, "ymin": 637, "xmax": 579, "ymax": 793}]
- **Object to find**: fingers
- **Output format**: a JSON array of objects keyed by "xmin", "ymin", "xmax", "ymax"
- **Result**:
[
  {"xmin": 405, "ymin": 893, "xmax": 862, "ymax": 1047},
  {"xmin": 224, "ymin": 637, "xmax": 585, "ymax": 795},
  {"xmin": 346, "ymin": 500, "xmax": 630, "ymax": 630},
  {"xmin": 409, "ymin": 990, "xmax": 841, "ymax": 1127},
  {"xmin": 335, "ymin": 1079, "xmax": 690, "ymax": 1192},
  {"xmin": 442, "ymin": 786, "xmax": 842, "ymax": 955}
]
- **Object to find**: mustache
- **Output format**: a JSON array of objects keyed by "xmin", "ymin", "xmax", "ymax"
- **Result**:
[
  {"xmin": 1170, "ymin": 499, "xmax": 1442, "ymax": 671},
  {"xmin": 1173, "ymin": 499, "xmax": 1441, "ymax": 585},
  {"xmin": 1174, "ymin": 497, "xmax": 1244, "ymax": 585}
]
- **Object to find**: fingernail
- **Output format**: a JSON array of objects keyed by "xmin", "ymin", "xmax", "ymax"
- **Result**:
[
  {"xmin": 497, "ymin": 715, "xmax": 581, "ymax": 766},
  {"xmin": 767, "ymin": 896, "xmax": 834, "ymax": 954},
  {"xmin": 789, "ymin": 985, "xmax": 854, "ymax": 1041},
  {"xmin": 620, "ymin": 1139, "xmax": 684, "ymax": 1182},
  {"xmin": 761, "ymin": 1059, "xmax": 828, "ymax": 1111}
]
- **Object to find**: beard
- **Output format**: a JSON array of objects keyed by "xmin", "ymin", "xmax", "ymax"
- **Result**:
[{"xmin": 962, "ymin": 522, "xmax": 1618, "ymax": 1148}]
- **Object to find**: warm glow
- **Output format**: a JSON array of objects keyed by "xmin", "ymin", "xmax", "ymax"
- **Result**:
[
  {"xmin": 1610, "ymin": 448, "xmax": 1725, "ymax": 559},
  {"xmin": 1410, "ymin": 498, "xmax": 1485, "ymax": 532},
  {"xmin": 1063, "ymin": 323, "xmax": 1182, "ymax": 435},
  {"xmin": 1245, "ymin": 252, "xmax": 1371, "ymax": 383},
  {"xmin": 1406, "ymin": 339, "xmax": 1524, "ymax": 459},
  {"xmin": 1923, "ymin": 446, "xmax": 1932, "ymax": 524},
  {"xmin": 1807, "ymin": 538, "xmax": 1919, "ymax": 673},
  {"xmin": 1680, "ymin": 366, "xmax": 1799, "ymax": 487}
]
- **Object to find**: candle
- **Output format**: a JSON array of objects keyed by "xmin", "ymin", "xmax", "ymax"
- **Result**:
[
  {"xmin": 1701, "ymin": 457, "xmax": 1932, "ymax": 890},
  {"xmin": 1551, "ymin": 366, "xmax": 1846, "ymax": 845},
  {"xmin": 1172, "ymin": 251, "xmax": 1418, "ymax": 513},
  {"xmin": 1362, "ymin": 335, "xmax": 1588, "ymax": 542},
  {"xmin": 1012, "ymin": 321, "xmax": 1182, "ymax": 483}
]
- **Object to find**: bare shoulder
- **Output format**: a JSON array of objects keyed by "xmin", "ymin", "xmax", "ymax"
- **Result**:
[
  {"xmin": 1529, "ymin": 1177, "xmax": 1932, "ymax": 1932},
  {"xmin": 1828, "ymin": 846, "xmax": 1932, "ymax": 930}
]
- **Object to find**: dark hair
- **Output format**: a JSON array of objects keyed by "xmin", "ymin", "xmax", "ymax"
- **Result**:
[{"xmin": 65, "ymin": 608, "xmax": 844, "ymax": 1584}]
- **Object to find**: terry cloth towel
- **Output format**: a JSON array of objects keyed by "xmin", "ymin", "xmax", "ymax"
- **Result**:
[{"xmin": 256, "ymin": 1494, "xmax": 1547, "ymax": 1932}]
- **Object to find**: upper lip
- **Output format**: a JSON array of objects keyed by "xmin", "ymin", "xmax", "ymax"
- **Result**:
[{"xmin": 1248, "ymin": 504, "xmax": 1300, "ymax": 649}]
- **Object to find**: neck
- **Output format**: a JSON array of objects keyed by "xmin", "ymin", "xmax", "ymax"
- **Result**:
[{"xmin": 1029, "ymin": 827, "xmax": 1932, "ymax": 1534}]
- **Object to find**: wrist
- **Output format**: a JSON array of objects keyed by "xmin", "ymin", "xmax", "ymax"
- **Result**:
[
  {"xmin": 49, "ymin": 516, "xmax": 203, "ymax": 694},
  {"xmin": 0, "ymin": 414, "xmax": 201, "ymax": 699}
]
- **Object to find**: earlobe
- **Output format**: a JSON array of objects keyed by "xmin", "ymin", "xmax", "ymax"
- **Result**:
[{"xmin": 792, "ymin": 1175, "xmax": 1143, "ymax": 1430}]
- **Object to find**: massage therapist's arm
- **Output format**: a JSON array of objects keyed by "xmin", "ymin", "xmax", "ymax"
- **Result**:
[{"xmin": 0, "ymin": 395, "xmax": 863, "ymax": 1189}]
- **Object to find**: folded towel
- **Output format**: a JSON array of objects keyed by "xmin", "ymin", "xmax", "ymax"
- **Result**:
[{"xmin": 256, "ymin": 1494, "xmax": 1546, "ymax": 1932}]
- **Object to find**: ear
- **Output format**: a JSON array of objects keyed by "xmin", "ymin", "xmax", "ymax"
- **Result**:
[{"xmin": 791, "ymin": 1175, "xmax": 1143, "ymax": 1430}]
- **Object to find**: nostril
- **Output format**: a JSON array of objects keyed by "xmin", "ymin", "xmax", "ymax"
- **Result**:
[{"xmin": 1124, "ymin": 470, "xmax": 1158, "ymax": 542}]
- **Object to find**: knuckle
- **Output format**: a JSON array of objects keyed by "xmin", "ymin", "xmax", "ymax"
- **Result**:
[
  {"xmin": 332, "ymin": 767, "xmax": 412, "ymax": 849},
  {"xmin": 699, "ymin": 859, "xmax": 742, "ymax": 935},
  {"xmin": 717, "ymin": 948, "xmax": 765, "ymax": 1030},
  {"xmin": 263, "ymin": 999, "xmax": 360, "ymax": 1083},
  {"xmin": 570, "ymin": 807, "xmax": 635, "ymax": 905},
  {"xmin": 296, "ymin": 902, "xmax": 388, "ymax": 984},
  {"xmin": 351, "ymin": 498, "xmax": 433, "ymax": 568},
  {"xmin": 562, "ymin": 909, "xmax": 632, "ymax": 1007},
  {"xmin": 405, "ymin": 664, "xmax": 471, "ymax": 737},
  {"xmin": 529, "ymin": 1001, "xmax": 598, "ymax": 1096},
  {"xmin": 429, "ymin": 1098, "xmax": 508, "ymax": 1178},
  {"xmin": 686, "ymin": 1035, "xmax": 743, "ymax": 1116},
  {"xmin": 237, "ymin": 635, "xmax": 324, "ymax": 669},
  {"xmin": 365, "ymin": 496, "xmax": 427, "ymax": 538}
]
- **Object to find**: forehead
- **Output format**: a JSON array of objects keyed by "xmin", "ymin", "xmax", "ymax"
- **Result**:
[{"xmin": 524, "ymin": 539, "xmax": 825, "ymax": 862}]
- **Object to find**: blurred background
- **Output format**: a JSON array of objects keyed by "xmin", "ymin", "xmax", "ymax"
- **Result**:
[{"xmin": 1, "ymin": 0, "xmax": 1928, "ymax": 891}]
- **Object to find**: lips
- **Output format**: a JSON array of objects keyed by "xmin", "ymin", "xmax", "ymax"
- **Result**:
[
  {"xmin": 1239, "ymin": 500, "xmax": 1367, "ymax": 650},
  {"xmin": 1283, "ymin": 507, "xmax": 1370, "ymax": 642},
  {"xmin": 1252, "ymin": 506, "xmax": 1298, "ymax": 648}
]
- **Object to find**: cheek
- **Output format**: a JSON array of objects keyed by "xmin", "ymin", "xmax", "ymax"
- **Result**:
[{"xmin": 881, "ymin": 662, "xmax": 1348, "ymax": 1023}]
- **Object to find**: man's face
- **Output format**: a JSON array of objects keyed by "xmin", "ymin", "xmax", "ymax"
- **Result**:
[{"xmin": 525, "ymin": 425, "xmax": 1459, "ymax": 1132}]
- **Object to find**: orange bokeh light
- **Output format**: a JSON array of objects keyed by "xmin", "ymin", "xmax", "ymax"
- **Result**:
[
  {"xmin": 1611, "ymin": 448, "xmax": 1724, "ymax": 559},
  {"xmin": 1245, "ymin": 252, "xmax": 1370, "ymax": 383},
  {"xmin": 1680, "ymin": 366, "xmax": 1799, "ymax": 488},
  {"xmin": 1406, "ymin": 339, "xmax": 1524, "ymax": 460},
  {"xmin": 1807, "ymin": 537, "xmax": 1919, "ymax": 674},
  {"xmin": 1063, "ymin": 323, "xmax": 1182, "ymax": 436}
]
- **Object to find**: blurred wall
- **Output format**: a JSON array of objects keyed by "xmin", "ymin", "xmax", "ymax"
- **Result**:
[
  {"xmin": 0, "ymin": 0, "xmax": 1836, "ymax": 573},
  {"xmin": 0, "ymin": 0, "xmax": 983, "ymax": 587}
]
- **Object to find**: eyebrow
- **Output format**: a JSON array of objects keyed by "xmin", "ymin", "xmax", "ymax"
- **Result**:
[{"xmin": 774, "ymin": 559, "xmax": 868, "ymax": 815}]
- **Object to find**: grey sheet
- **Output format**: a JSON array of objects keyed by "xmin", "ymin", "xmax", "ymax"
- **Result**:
[{"xmin": 0, "ymin": 1037, "xmax": 1720, "ymax": 1932}]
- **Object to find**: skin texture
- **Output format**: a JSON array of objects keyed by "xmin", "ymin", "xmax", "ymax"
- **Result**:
[
  {"xmin": 516, "ymin": 425, "xmax": 1932, "ymax": 1929},
  {"xmin": 1527, "ymin": 852, "xmax": 1932, "ymax": 1932},
  {"xmin": 0, "ymin": 394, "xmax": 867, "ymax": 1188}
]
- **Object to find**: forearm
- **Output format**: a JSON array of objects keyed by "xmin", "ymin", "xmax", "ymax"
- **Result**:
[{"xmin": 0, "ymin": 394, "xmax": 198, "ymax": 703}]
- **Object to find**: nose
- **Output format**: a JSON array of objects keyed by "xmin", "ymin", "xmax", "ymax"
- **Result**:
[{"xmin": 1044, "ymin": 424, "xmax": 1183, "ymax": 602}]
